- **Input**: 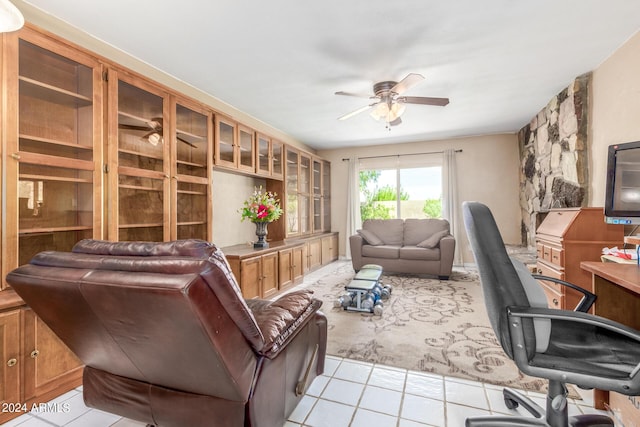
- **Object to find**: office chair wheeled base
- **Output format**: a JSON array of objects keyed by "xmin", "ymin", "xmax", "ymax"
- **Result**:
[{"xmin": 466, "ymin": 382, "xmax": 614, "ymax": 427}]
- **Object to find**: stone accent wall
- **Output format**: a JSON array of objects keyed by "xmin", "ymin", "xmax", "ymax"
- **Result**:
[{"xmin": 518, "ymin": 73, "xmax": 591, "ymax": 247}]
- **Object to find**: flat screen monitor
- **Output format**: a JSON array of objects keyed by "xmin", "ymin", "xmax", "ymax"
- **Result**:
[{"xmin": 605, "ymin": 141, "xmax": 640, "ymax": 225}]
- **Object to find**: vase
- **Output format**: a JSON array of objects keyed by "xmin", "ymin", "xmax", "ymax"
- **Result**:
[{"xmin": 253, "ymin": 221, "xmax": 270, "ymax": 249}]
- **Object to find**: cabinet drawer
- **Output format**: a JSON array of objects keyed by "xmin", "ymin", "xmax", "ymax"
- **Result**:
[
  {"xmin": 550, "ymin": 248, "xmax": 564, "ymax": 266},
  {"xmin": 542, "ymin": 245, "xmax": 552, "ymax": 262},
  {"xmin": 540, "ymin": 282, "xmax": 564, "ymax": 309},
  {"xmin": 536, "ymin": 262, "xmax": 565, "ymax": 294},
  {"xmin": 535, "ymin": 243, "xmax": 544, "ymax": 259}
]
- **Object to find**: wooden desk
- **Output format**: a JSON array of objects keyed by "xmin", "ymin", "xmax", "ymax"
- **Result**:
[{"xmin": 580, "ymin": 261, "xmax": 640, "ymax": 425}]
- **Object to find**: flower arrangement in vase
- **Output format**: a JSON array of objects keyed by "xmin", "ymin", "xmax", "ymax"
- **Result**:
[{"xmin": 240, "ymin": 186, "xmax": 283, "ymax": 248}]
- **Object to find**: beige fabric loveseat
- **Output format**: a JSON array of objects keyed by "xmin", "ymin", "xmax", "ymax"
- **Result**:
[{"xmin": 349, "ymin": 218, "xmax": 455, "ymax": 279}]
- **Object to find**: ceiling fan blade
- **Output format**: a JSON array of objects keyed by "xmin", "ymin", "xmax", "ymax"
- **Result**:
[
  {"xmin": 119, "ymin": 124, "xmax": 152, "ymax": 131},
  {"xmin": 338, "ymin": 104, "xmax": 374, "ymax": 121},
  {"xmin": 398, "ymin": 96, "xmax": 450, "ymax": 106},
  {"xmin": 391, "ymin": 73, "xmax": 424, "ymax": 95},
  {"xmin": 389, "ymin": 117, "xmax": 402, "ymax": 126},
  {"xmin": 335, "ymin": 91, "xmax": 375, "ymax": 99},
  {"xmin": 177, "ymin": 136, "xmax": 197, "ymax": 148}
]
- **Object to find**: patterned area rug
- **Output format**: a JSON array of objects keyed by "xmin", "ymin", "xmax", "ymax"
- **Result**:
[{"xmin": 305, "ymin": 261, "xmax": 578, "ymax": 397}]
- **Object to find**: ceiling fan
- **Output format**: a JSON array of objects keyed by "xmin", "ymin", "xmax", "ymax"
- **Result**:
[
  {"xmin": 335, "ymin": 73, "xmax": 449, "ymax": 127},
  {"xmin": 119, "ymin": 117, "xmax": 196, "ymax": 147}
]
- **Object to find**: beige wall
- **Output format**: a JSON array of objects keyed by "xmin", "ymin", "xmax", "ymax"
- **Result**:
[
  {"xmin": 318, "ymin": 133, "xmax": 521, "ymax": 264},
  {"xmin": 211, "ymin": 172, "xmax": 268, "ymax": 247},
  {"xmin": 591, "ymin": 30, "xmax": 640, "ymax": 206}
]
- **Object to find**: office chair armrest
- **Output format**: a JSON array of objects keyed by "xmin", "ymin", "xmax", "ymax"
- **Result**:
[
  {"xmin": 507, "ymin": 306, "xmax": 640, "ymax": 393},
  {"xmin": 531, "ymin": 274, "xmax": 596, "ymax": 312}
]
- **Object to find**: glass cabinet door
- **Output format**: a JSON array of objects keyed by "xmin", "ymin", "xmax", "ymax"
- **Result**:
[
  {"xmin": 214, "ymin": 115, "xmax": 237, "ymax": 168},
  {"xmin": 237, "ymin": 125, "xmax": 255, "ymax": 172},
  {"xmin": 312, "ymin": 159, "xmax": 322, "ymax": 232},
  {"xmin": 109, "ymin": 74, "xmax": 170, "ymax": 242},
  {"xmin": 322, "ymin": 161, "xmax": 331, "ymax": 232},
  {"xmin": 286, "ymin": 148, "xmax": 299, "ymax": 235},
  {"xmin": 299, "ymin": 154, "xmax": 311, "ymax": 234},
  {"xmin": 272, "ymin": 139, "xmax": 284, "ymax": 179},
  {"xmin": 256, "ymin": 133, "xmax": 271, "ymax": 176},
  {"xmin": 5, "ymin": 29, "xmax": 103, "ymax": 274},
  {"xmin": 173, "ymin": 99, "xmax": 212, "ymax": 241}
]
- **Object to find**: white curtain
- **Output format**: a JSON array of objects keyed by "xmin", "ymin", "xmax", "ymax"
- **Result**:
[
  {"xmin": 345, "ymin": 157, "xmax": 361, "ymax": 259},
  {"xmin": 442, "ymin": 149, "xmax": 462, "ymax": 265}
]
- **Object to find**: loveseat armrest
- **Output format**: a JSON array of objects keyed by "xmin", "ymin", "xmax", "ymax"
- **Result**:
[
  {"xmin": 245, "ymin": 290, "xmax": 323, "ymax": 359},
  {"xmin": 439, "ymin": 235, "xmax": 456, "ymax": 278},
  {"xmin": 349, "ymin": 234, "xmax": 365, "ymax": 271}
]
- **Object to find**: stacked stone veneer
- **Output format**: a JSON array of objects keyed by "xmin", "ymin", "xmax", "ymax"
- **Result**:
[{"xmin": 518, "ymin": 72, "xmax": 591, "ymax": 248}]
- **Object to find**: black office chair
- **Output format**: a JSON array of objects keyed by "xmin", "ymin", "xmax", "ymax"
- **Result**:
[{"xmin": 462, "ymin": 201, "xmax": 640, "ymax": 427}]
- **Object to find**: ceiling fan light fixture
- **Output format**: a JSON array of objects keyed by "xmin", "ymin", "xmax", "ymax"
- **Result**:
[
  {"xmin": 0, "ymin": 0, "xmax": 23, "ymax": 33},
  {"xmin": 369, "ymin": 102, "xmax": 389, "ymax": 121},
  {"xmin": 388, "ymin": 102, "xmax": 406, "ymax": 122}
]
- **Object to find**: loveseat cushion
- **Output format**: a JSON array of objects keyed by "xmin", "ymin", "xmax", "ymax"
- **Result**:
[
  {"xmin": 357, "ymin": 229, "xmax": 384, "ymax": 246},
  {"xmin": 400, "ymin": 246, "xmax": 441, "ymax": 261},
  {"xmin": 363, "ymin": 219, "xmax": 404, "ymax": 246},
  {"xmin": 362, "ymin": 245, "xmax": 400, "ymax": 259},
  {"xmin": 403, "ymin": 218, "xmax": 450, "ymax": 246},
  {"xmin": 417, "ymin": 230, "xmax": 450, "ymax": 248}
]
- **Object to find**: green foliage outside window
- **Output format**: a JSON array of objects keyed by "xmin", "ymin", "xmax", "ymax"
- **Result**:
[{"xmin": 422, "ymin": 198, "xmax": 442, "ymax": 218}]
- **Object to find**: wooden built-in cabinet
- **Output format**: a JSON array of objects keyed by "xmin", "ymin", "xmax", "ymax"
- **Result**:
[
  {"xmin": 256, "ymin": 133, "xmax": 284, "ymax": 180},
  {"xmin": 108, "ymin": 70, "xmax": 171, "ymax": 242},
  {"xmin": 3, "ymin": 27, "xmax": 104, "ymax": 277},
  {"xmin": 279, "ymin": 245, "xmax": 305, "ymax": 291},
  {"xmin": 214, "ymin": 115, "xmax": 256, "ymax": 173},
  {"xmin": 535, "ymin": 208, "xmax": 623, "ymax": 310},
  {"xmin": 1, "ymin": 26, "xmax": 97, "ymax": 422},
  {"xmin": 172, "ymin": 97, "xmax": 213, "ymax": 241},
  {"xmin": 224, "ymin": 241, "xmax": 305, "ymax": 299}
]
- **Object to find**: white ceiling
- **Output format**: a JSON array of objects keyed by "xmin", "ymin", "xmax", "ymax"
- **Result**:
[{"xmin": 21, "ymin": 0, "xmax": 640, "ymax": 150}]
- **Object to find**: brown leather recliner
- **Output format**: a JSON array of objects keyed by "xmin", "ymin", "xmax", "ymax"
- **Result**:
[{"xmin": 6, "ymin": 239, "xmax": 327, "ymax": 427}]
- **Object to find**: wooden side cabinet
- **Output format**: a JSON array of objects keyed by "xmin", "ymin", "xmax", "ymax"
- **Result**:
[
  {"xmin": 223, "ymin": 241, "xmax": 305, "ymax": 299},
  {"xmin": 0, "ymin": 310, "xmax": 21, "ymax": 413},
  {"xmin": 260, "ymin": 252, "xmax": 279, "ymax": 299},
  {"xmin": 307, "ymin": 237, "xmax": 322, "ymax": 272},
  {"xmin": 321, "ymin": 233, "xmax": 339, "ymax": 265},
  {"xmin": 0, "ymin": 306, "xmax": 82, "ymax": 425}
]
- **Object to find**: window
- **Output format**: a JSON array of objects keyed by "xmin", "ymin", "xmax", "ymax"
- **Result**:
[{"xmin": 358, "ymin": 154, "xmax": 442, "ymax": 221}]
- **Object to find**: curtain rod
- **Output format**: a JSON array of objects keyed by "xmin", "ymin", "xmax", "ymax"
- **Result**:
[{"xmin": 341, "ymin": 149, "xmax": 462, "ymax": 162}]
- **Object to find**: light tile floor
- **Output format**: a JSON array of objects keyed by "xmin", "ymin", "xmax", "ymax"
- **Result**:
[
  {"xmin": 1, "ymin": 357, "xmax": 608, "ymax": 427},
  {"xmin": 1, "ymin": 261, "xmax": 612, "ymax": 427}
]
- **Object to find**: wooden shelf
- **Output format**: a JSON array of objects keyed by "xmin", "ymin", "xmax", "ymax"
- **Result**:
[
  {"xmin": 119, "ymin": 223, "xmax": 163, "ymax": 229},
  {"xmin": 119, "ymin": 184, "xmax": 163, "ymax": 192},
  {"xmin": 20, "ymin": 173, "xmax": 92, "ymax": 184},
  {"xmin": 176, "ymin": 159, "xmax": 206, "ymax": 168},
  {"xmin": 19, "ymin": 134, "xmax": 93, "ymax": 151},
  {"xmin": 19, "ymin": 225, "xmax": 92, "ymax": 235},
  {"xmin": 177, "ymin": 221, "xmax": 207, "ymax": 226},
  {"xmin": 19, "ymin": 76, "xmax": 92, "ymax": 107},
  {"xmin": 118, "ymin": 147, "xmax": 164, "ymax": 161},
  {"xmin": 177, "ymin": 189, "xmax": 207, "ymax": 195}
]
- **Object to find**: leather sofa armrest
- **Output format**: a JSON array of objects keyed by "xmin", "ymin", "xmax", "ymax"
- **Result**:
[{"xmin": 245, "ymin": 290, "xmax": 322, "ymax": 359}]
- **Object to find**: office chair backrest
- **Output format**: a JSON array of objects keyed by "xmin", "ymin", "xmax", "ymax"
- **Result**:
[{"xmin": 462, "ymin": 201, "xmax": 538, "ymax": 360}]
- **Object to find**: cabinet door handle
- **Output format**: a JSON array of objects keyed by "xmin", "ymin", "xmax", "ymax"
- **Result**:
[
  {"xmin": 7, "ymin": 358, "xmax": 17, "ymax": 367},
  {"xmin": 552, "ymin": 298, "xmax": 559, "ymax": 306},
  {"xmin": 30, "ymin": 350, "xmax": 40, "ymax": 358},
  {"xmin": 11, "ymin": 153, "xmax": 20, "ymax": 160}
]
